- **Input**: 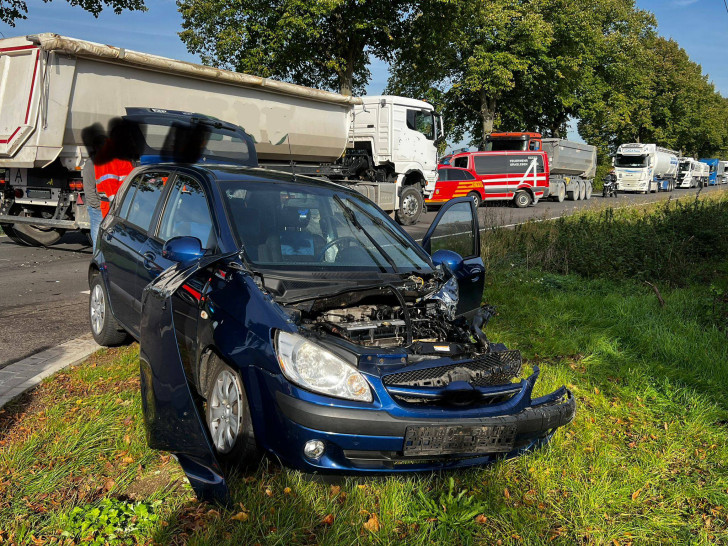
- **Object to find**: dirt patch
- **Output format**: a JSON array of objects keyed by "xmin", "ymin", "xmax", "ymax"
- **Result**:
[{"xmin": 123, "ymin": 467, "xmax": 182, "ymax": 500}]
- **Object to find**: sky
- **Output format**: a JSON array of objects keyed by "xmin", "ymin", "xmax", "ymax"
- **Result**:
[{"xmin": 2, "ymin": 0, "xmax": 727, "ymax": 147}]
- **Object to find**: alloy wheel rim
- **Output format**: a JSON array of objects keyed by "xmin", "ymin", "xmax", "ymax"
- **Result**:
[
  {"xmin": 209, "ymin": 370, "xmax": 243, "ymax": 454},
  {"xmin": 90, "ymin": 284, "xmax": 105, "ymax": 335}
]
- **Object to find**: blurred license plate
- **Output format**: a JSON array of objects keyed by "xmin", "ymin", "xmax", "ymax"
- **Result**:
[
  {"xmin": 403, "ymin": 424, "xmax": 516, "ymax": 456},
  {"xmin": 26, "ymin": 189, "xmax": 51, "ymax": 199}
]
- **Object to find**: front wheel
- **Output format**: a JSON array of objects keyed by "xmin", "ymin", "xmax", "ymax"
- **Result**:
[
  {"xmin": 205, "ymin": 357, "xmax": 261, "ymax": 467},
  {"xmin": 513, "ymin": 190, "xmax": 532, "ymax": 208},
  {"xmin": 89, "ymin": 274, "xmax": 128, "ymax": 347},
  {"xmin": 395, "ymin": 186, "xmax": 424, "ymax": 226},
  {"xmin": 467, "ymin": 191, "xmax": 482, "ymax": 209}
]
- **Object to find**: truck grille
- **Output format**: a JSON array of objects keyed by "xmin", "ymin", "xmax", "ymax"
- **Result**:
[{"xmin": 382, "ymin": 350, "xmax": 522, "ymax": 389}]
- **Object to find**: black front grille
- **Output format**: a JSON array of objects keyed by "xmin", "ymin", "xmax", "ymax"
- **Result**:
[{"xmin": 382, "ymin": 350, "xmax": 522, "ymax": 389}]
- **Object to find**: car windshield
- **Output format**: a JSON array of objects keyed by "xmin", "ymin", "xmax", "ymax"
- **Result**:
[
  {"xmin": 486, "ymin": 139, "xmax": 528, "ymax": 151},
  {"xmin": 615, "ymin": 154, "xmax": 648, "ymax": 168},
  {"xmin": 679, "ymin": 161, "xmax": 692, "ymax": 172},
  {"xmin": 219, "ymin": 180, "xmax": 431, "ymax": 273}
]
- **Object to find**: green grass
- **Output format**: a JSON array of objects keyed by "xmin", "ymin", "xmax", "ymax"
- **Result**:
[{"xmin": 2, "ymin": 197, "xmax": 728, "ymax": 544}]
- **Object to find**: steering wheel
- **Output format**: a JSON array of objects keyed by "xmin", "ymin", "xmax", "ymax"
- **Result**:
[{"xmin": 317, "ymin": 236, "xmax": 362, "ymax": 262}]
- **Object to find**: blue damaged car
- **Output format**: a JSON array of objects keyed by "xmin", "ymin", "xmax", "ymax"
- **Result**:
[{"xmin": 88, "ymin": 110, "xmax": 575, "ymax": 502}]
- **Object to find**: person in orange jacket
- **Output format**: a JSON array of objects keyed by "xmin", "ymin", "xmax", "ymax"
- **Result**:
[{"xmin": 94, "ymin": 118, "xmax": 142, "ymax": 217}]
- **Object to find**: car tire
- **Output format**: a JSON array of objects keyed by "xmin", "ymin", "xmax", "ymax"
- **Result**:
[
  {"xmin": 513, "ymin": 190, "xmax": 532, "ymax": 208},
  {"xmin": 204, "ymin": 357, "xmax": 261, "ymax": 467},
  {"xmin": 395, "ymin": 186, "xmax": 424, "ymax": 226},
  {"xmin": 467, "ymin": 191, "xmax": 482, "ymax": 208},
  {"xmin": 89, "ymin": 273, "xmax": 128, "ymax": 347}
]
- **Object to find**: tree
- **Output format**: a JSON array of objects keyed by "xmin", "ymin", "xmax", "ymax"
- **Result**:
[
  {"xmin": 388, "ymin": 0, "xmax": 552, "ymax": 147},
  {"xmin": 1, "ymin": 0, "xmax": 145, "ymax": 26},
  {"xmin": 177, "ymin": 0, "xmax": 408, "ymax": 96}
]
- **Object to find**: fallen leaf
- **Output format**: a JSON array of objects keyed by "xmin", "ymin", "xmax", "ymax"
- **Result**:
[
  {"xmin": 321, "ymin": 514, "xmax": 334, "ymax": 526},
  {"xmin": 231, "ymin": 512, "xmax": 249, "ymax": 522},
  {"xmin": 283, "ymin": 487, "xmax": 292, "ymax": 495},
  {"xmin": 265, "ymin": 487, "xmax": 273, "ymax": 497},
  {"xmin": 123, "ymin": 435, "xmax": 131, "ymax": 444},
  {"xmin": 363, "ymin": 513, "xmax": 380, "ymax": 533},
  {"xmin": 122, "ymin": 457, "xmax": 134, "ymax": 464},
  {"xmin": 330, "ymin": 485, "xmax": 341, "ymax": 496},
  {"xmin": 475, "ymin": 514, "xmax": 488, "ymax": 524},
  {"xmin": 504, "ymin": 488, "xmax": 511, "ymax": 499},
  {"xmin": 103, "ymin": 479, "xmax": 115, "ymax": 492},
  {"xmin": 631, "ymin": 489, "xmax": 642, "ymax": 501}
]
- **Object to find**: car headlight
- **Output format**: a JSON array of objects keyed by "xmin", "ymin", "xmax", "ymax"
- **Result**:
[{"xmin": 275, "ymin": 331, "xmax": 373, "ymax": 402}]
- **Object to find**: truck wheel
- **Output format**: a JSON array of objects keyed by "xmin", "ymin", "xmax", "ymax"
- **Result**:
[
  {"xmin": 467, "ymin": 191, "xmax": 482, "ymax": 208},
  {"xmin": 396, "ymin": 186, "xmax": 424, "ymax": 226},
  {"xmin": 8, "ymin": 222, "xmax": 65, "ymax": 247},
  {"xmin": 557, "ymin": 183, "xmax": 566, "ymax": 202},
  {"xmin": 89, "ymin": 273, "xmax": 128, "ymax": 347},
  {"xmin": 513, "ymin": 190, "xmax": 532, "ymax": 208},
  {"xmin": 585, "ymin": 181, "xmax": 593, "ymax": 200},
  {"xmin": 577, "ymin": 181, "xmax": 585, "ymax": 200},
  {"xmin": 205, "ymin": 356, "xmax": 261, "ymax": 467},
  {"xmin": 0, "ymin": 224, "xmax": 31, "ymax": 246}
]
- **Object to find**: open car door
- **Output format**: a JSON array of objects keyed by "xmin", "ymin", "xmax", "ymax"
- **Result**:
[{"xmin": 421, "ymin": 197, "xmax": 485, "ymax": 316}]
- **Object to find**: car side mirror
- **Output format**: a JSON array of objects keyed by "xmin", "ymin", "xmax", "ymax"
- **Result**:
[
  {"xmin": 162, "ymin": 236, "xmax": 204, "ymax": 264},
  {"xmin": 431, "ymin": 249, "xmax": 465, "ymax": 275}
]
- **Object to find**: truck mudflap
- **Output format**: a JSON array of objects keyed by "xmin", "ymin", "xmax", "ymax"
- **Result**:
[{"xmin": 139, "ymin": 255, "xmax": 233, "ymax": 505}]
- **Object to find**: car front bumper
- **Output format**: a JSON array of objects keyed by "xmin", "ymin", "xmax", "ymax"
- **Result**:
[{"xmin": 260, "ymin": 370, "xmax": 575, "ymax": 474}]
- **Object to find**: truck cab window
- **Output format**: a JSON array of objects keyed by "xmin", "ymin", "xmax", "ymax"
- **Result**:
[
  {"xmin": 406, "ymin": 109, "xmax": 435, "ymax": 140},
  {"xmin": 158, "ymin": 175, "xmax": 215, "ymax": 249}
]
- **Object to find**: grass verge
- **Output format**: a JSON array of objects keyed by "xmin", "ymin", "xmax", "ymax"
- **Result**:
[{"xmin": 1, "ymin": 198, "xmax": 728, "ymax": 544}]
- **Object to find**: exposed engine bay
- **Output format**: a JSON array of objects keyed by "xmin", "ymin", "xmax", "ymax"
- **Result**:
[{"xmin": 285, "ymin": 275, "xmax": 493, "ymax": 358}]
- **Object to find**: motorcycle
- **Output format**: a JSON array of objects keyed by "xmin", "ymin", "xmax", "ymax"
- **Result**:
[{"xmin": 602, "ymin": 173, "xmax": 618, "ymax": 198}]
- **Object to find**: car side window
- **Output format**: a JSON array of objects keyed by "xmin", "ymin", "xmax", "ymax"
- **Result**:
[
  {"xmin": 158, "ymin": 175, "xmax": 215, "ymax": 249},
  {"xmin": 453, "ymin": 157, "xmax": 469, "ymax": 169},
  {"xmin": 122, "ymin": 172, "xmax": 170, "ymax": 231}
]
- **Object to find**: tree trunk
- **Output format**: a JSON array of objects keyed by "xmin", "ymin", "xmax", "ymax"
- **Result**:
[
  {"xmin": 480, "ymin": 90, "xmax": 497, "ymax": 149},
  {"xmin": 340, "ymin": 73, "xmax": 353, "ymax": 96}
]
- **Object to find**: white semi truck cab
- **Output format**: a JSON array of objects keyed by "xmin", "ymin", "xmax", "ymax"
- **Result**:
[
  {"xmin": 614, "ymin": 143, "xmax": 678, "ymax": 193},
  {"xmin": 677, "ymin": 158, "xmax": 709, "ymax": 188}
]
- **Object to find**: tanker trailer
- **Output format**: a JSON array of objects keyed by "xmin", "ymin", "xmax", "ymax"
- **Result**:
[{"xmin": 614, "ymin": 144, "xmax": 678, "ymax": 193}]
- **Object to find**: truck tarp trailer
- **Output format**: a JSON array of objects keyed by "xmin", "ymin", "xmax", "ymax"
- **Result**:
[{"xmin": 0, "ymin": 34, "xmax": 439, "ymax": 245}]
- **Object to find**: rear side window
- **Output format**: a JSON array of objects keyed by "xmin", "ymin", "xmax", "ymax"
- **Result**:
[
  {"xmin": 473, "ymin": 155, "xmax": 510, "ymax": 175},
  {"xmin": 122, "ymin": 172, "xmax": 170, "ymax": 232},
  {"xmin": 158, "ymin": 175, "xmax": 216, "ymax": 249}
]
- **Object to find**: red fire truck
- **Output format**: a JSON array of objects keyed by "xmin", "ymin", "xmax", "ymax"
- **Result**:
[{"xmin": 428, "ymin": 150, "xmax": 549, "ymax": 208}]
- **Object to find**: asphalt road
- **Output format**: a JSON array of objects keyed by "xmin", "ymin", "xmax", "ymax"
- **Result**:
[{"xmin": 0, "ymin": 184, "xmax": 725, "ymax": 367}]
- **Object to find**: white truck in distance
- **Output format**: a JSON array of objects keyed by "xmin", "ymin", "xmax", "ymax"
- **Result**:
[
  {"xmin": 0, "ymin": 34, "xmax": 440, "ymax": 246},
  {"xmin": 613, "ymin": 143, "xmax": 678, "ymax": 193},
  {"xmin": 677, "ymin": 158, "xmax": 709, "ymax": 188}
]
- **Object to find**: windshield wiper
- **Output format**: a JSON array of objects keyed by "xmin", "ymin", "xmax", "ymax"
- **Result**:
[
  {"xmin": 333, "ymin": 194, "xmax": 399, "ymax": 273},
  {"xmin": 343, "ymin": 198, "xmax": 423, "ymax": 270}
]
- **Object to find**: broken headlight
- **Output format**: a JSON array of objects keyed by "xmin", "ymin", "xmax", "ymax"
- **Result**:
[{"xmin": 275, "ymin": 331, "xmax": 372, "ymax": 402}]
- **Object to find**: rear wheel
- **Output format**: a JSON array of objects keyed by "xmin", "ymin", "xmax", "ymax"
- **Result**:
[
  {"xmin": 395, "ymin": 186, "xmax": 424, "ymax": 226},
  {"xmin": 467, "ymin": 191, "xmax": 482, "ymax": 209},
  {"xmin": 577, "ymin": 181, "xmax": 585, "ymax": 200},
  {"xmin": 9, "ymin": 222, "xmax": 64, "ymax": 247},
  {"xmin": 513, "ymin": 190, "xmax": 532, "ymax": 208},
  {"xmin": 89, "ymin": 274, "xmax": 128, "ymax": 347},
  {"xmin": 585, "ymin": 181, "xmax": 593, "ymax": 200},
  {"xmin": 0, "ymin": 224, "xmax": 31, "ymax": 246},
  {"xmin": 204, "ymin": 357, "xmax": 260, "ymax": 467},
  {"xmin": 555, "ymin": 183, "xmax": 566, "ymax": 202}
]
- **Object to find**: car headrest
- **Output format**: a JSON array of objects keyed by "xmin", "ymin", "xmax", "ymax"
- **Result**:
[
  {"xmin": 280, "ymin": 206, "xmax": 311, "ymax": 229},
  {"xmin": 229, "ymin": 200, "xmax": 262, "ymax": 244}
]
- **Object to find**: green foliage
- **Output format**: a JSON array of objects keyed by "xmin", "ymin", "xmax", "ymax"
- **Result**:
[
  {"xmin": 1, "ymin": 0, "xmax": 146, "ymax": 26},
  {"xmin": 481, "ymin": 193, "xmax": 728, "ymax": 286},
  {"xmin": 177, "ymin": 0, "xmax": 408, "ymax": 95},
  {"xmin": 410, "ymin": 477, "xmax": 485, "ymax": 530},
  {"xmin": 61, "ymin": 498, "xmax": 161, "ymax": 545}
]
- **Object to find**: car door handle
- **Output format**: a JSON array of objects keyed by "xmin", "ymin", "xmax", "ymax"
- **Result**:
[{"xmin": 143, "ymin": 251, "xmax": 156, "ymax": 271}]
